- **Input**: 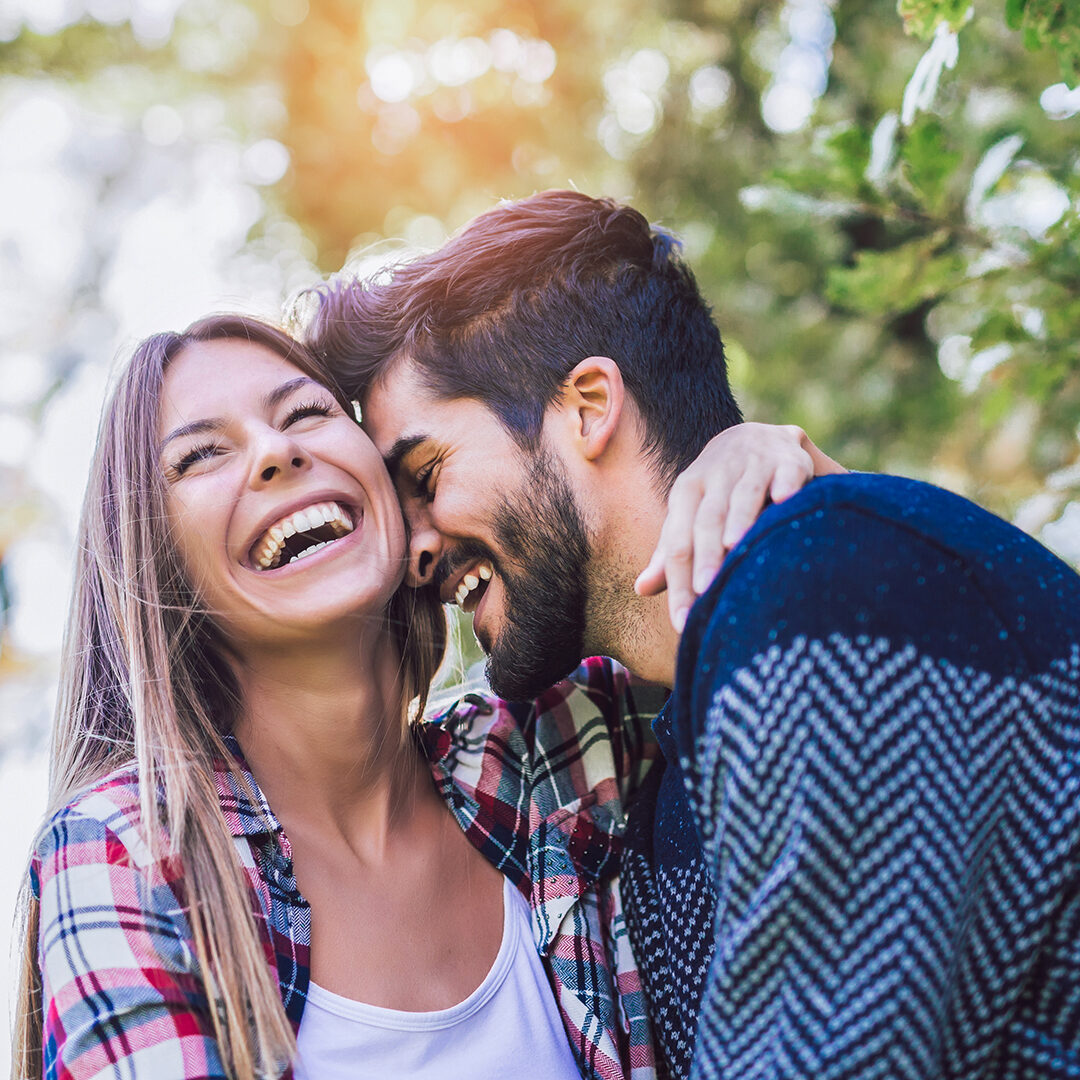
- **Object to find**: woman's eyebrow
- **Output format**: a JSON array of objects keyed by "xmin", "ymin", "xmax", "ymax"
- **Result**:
[
  {"xmin": 158, "ymin": 377, "xmax": 323, "ymax": 451},
  {"xmin": 159, "ymin": 418, "xmax": 223, "ymax": 452}
]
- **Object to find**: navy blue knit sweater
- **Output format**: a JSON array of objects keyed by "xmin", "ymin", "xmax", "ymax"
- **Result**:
[{"xmin": 621, "ymin": 473, "xmax": 1080, "ymax": 1080}]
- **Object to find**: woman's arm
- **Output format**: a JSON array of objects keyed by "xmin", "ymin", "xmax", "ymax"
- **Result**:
[
  {"xmin": 34, "ymin": 803, "xmax": 228, "ymax": 1079},
  {"xmin": 635, "ymin": 423, "xmax": 845, "ymax": 631}
]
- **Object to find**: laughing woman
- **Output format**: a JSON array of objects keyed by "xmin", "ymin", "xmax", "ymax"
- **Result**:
[{"xmin": 13, "ymin": 315, "xmax": 827, "ymax": 1080}]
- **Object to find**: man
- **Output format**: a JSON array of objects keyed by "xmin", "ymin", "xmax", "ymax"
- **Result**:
[{"xmin": 306, "ymin": 191, "xmax": 1080, "ymax": 1080}]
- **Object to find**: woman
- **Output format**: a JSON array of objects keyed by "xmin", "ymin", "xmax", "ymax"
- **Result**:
[{"xmin": 14, "ymin": 315, "xmax": 822, "ymax": 1080}]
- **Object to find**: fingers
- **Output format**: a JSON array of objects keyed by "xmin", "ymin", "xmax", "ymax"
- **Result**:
[
  {"xmin": 634, "ymin": 549, "xmax": 666, "ymax": 597},
  {"xmin": 767, "ymin": 456, "xmax": 814, "ymax": 505},
  {"xmin": 716, "ymin": 472, "xmax": 771, "ymax": 558},
  {"xmin": 663, "ymin": 474, "xmax": 709, "ymax": 621},
  {"xmin": 636, "ymin": 423, "xmax": 837, "ymax": 635},
  {"xmin": 692, "ymin": 486, "xmax": 735, "ymax": 594}
]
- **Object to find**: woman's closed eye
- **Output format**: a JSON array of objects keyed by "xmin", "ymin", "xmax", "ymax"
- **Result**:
[
  {"xmin": 166, "ymin": 399, "xmax": 338, "ymax": 480},
  {"xmin": 169, "ymin": 441, "xmax": 221, "ymax": 478},
  {"xmin": 284, "ymin": 399, "xmax": 335, "ymax": 426}
]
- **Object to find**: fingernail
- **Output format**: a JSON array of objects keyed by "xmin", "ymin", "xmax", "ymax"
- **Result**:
[{"xmin": 674, "ymin": 606, "xmax": 689, "ymax": 633}]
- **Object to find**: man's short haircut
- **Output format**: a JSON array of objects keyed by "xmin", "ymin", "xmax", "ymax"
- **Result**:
[{"xmin": 305, "ymin": 189, "xmax": 742, "ymax": 489}]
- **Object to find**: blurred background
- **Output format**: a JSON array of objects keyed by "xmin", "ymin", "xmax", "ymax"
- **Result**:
[{"xmin": 1, "ymin": 0, "xmax": 1078, "ymax": 1051}]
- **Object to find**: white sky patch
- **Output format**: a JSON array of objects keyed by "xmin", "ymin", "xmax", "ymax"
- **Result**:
[
  {"xmin": 1042, "ymin": 501, "xmax": 1080, "ymax": 564},
  {"xmin": 243, "ymin": 138, "xmax": 291, "ymax": 185},
  {"xmin": 1040, "ymin": 81, "xmax": 1080, "ymax": 120},
  {"xmin": 26, "ymin": 358, "xmax": 111, "ymax": 534},
  {"xmin": 5, "ymin": 536, "xmax": 74, "ymax": 655},
  {"xmin": 2, "ymin": 0, "xmax": 186, "ymax": 40},
  {"xmin": 761, "ymin": 0, "xmax": 835, "ymax": 135},
  {"xmin": 0, "ymin": 746, "xmax": 50, "ymax": 1051},
  {"xmin": 966, "ymin": 134, "xmax": 1024, "ymax": 221},
  {"xmin": 865, "ymin": 111, "xmax": 899, "ymax": 184},
  {"xmin": 901, "ymin": 23, "xmax": 959, "ymax": 125},
  {"xmin": 0, "ymin": 414, "xmax": 35, "ymax": 467},
  {"xmin": 142, "ymin": 103, "xmax": 184, "ymax": 145},
  {"xmin": 975, "ymin": 167, "xmax": 1070, "ymax": 240},
  {"xmin": 102, "ymin": 178, "xmax": 263, "ymax": 341}
]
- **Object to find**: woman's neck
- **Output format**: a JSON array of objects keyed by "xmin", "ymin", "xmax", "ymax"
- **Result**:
[{"xmin": 229, "ymin": 629, "xmax": 429, "ymax": 853}]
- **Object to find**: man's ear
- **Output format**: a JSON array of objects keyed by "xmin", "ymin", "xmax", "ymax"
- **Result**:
[{"xmin": 558, "ymin": 356, "xmax": 625, "ymax": 462}]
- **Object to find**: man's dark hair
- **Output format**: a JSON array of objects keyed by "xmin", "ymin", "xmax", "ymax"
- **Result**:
[{"xmin": 304, "ymin": 189, "xmax": 742, "ymax": 488}]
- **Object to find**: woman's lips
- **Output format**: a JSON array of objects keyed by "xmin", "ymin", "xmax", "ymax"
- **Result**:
[{"xmin": 248, "ymin": 500, "xmax": 356, "ymax": 571}]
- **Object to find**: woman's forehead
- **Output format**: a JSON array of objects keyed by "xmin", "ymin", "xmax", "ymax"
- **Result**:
[{"xmin": 160, "ymin": 338, "xmax": 309, "ymax": 419}]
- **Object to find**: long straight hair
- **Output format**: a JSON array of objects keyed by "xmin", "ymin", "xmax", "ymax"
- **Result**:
[{"xmin": 12, "ymin": 315, "xmax": 446, "ymax": 1079}]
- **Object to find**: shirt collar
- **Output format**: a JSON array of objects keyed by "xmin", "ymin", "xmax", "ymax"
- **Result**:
[{"xmin": 214, "ymin": 734, "xmax": 284, "ymax": 839}]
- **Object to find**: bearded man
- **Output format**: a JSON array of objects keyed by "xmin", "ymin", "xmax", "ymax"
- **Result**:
[{"xmin": 307, "ymin": 191, "xmax": 1080, "ymax": 1080}]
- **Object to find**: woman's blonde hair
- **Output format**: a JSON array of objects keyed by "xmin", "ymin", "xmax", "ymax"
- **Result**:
[{"xmin": 12, "ymin": 314, "xmax": 446, "ymax": 1079}]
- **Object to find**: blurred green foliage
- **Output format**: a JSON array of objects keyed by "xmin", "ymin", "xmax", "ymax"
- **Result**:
[{"xmin": 2, "ymin": 0, "xmax": 1079, "ymax": 560}]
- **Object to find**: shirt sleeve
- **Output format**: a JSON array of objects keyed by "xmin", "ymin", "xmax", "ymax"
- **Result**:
[
  {"xmin": 670, "ymin": 490, "xmax": 1079, "ymax": 1079},
  {"xmin": 34, "ymin": 804, "xmax": 228, "ymax": 1080}
]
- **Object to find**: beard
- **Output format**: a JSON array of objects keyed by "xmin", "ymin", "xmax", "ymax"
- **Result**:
[{"xmin": 434, "ymin": 448, "xmax": 592, "ymax": 702}]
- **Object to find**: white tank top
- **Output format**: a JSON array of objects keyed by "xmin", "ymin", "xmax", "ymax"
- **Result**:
[{"xmin": 293, "ymin": 878, "xmax": 581, "ymax": 1079}]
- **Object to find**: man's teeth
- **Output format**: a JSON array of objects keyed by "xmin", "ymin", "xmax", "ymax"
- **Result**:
[
  {"xmin": 253, "ymin": 501, "xmax": 354, "ymax": 570},
  {"xmin": 455, "ymin": 562, "xmax": 493, "ymax": 606}
]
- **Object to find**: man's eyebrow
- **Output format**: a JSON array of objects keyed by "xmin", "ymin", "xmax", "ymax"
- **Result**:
[
  {"xmin": 383, "ymin": 435, "xmax": 429, "ymax": 479},
  {"xmin": 159, "ymin": 377, "xmax": 322, "ymax": 452}
]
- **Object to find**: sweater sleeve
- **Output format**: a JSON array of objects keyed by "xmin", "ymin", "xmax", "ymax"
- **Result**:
[
  {"xmin": 33, "ymin": 800, "xmax": 228, "ymax": 1080},
  {"xmin": 671, "ymin": 482, "xmax": 1080, "ymax": 1079}
]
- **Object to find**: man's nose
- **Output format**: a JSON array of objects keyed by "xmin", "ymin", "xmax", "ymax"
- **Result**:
[{"xmin": 404, "ymin": 505, "xmax": 442, "ymax": 588}]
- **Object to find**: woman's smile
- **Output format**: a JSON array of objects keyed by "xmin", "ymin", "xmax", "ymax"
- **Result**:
[{"xmin": 246, "ymin": 496, "xmax": 359, "ymax": 572}]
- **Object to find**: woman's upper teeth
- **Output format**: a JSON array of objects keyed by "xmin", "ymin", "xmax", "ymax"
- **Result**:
[
  {"xmin": 455, "ymin": 561, "xmax": 493, "ymax": 605},
  {"xmin": 254, "ymin": 501, "xmax": 354, "ymax": 570}
]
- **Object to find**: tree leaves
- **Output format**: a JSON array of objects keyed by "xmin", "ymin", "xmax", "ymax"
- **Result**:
[
  {"xmin": 1006, "ymin": 0, "xmax": 1080, "ymax": 85},
  {"xmin": 827, "ymin": 232, "xmax": 967, "ymax": 315},
  {"xmin": 897, "ymin": 0, "xmax": 973, "ymax": 39}
]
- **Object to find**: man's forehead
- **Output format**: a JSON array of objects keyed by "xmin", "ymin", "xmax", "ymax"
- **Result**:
[
  {"xmin": 360, "ymin": 362, "xmax": 433, "ymax": 443},
  {"xmin": 362, "ymin": 362, "xmax": 496, "ymax": 452}
]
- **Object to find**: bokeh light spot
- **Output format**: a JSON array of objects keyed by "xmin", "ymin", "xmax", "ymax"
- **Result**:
[
  {"xmin": 243, "ymin": 138, "xmax": 290, "ymax": 185},
  {"xmin": 517, "ymin": 39, "xmax": 556, "ymax": 84},
  {"xmin": 142, "ymin": 104, "xmax": 183, "ymax": 146},
  {"xmin": 762, "ymin": 82, "xmax": 814, "ymax": 133},
  {"xmin": 689, "ymin": 66, "xmax": 733, "ymax": 113},
  {"xmin": 369, "ymin": 51, "xmax": 418, "ymax": 103}
]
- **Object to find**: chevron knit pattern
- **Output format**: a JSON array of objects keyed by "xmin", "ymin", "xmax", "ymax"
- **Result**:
[
  {"xmin": 621, "ymin": 839, "xmax": 717, "ymax": 1080},
  {"xmin": 683, "ymin": 635, "xmax": 1080, "ymax": 1080},
  {"xmin": 621, "ymin": 475, "xmax": 1080, "ymax": 1080}
]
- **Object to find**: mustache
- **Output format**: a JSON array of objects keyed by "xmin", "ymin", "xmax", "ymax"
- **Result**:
[{"xmin": 431, "ymin": 539, "xmax": 498, "ymax": 593}]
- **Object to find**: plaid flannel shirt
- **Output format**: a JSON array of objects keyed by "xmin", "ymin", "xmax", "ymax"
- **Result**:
[{"xmin": 32, "ymin": 657, "xmax": 666, "ymax": 1080}]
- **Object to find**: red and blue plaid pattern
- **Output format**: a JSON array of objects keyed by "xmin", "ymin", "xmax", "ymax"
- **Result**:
[{"xmin": 33, "ymin": 658, "xmax": 665, "ymax": 1080}]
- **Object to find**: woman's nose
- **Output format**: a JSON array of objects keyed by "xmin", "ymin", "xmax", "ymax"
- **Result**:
[{"xmin": 250, "ymin": 429, "xmax": 311, "ymax": 486}]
